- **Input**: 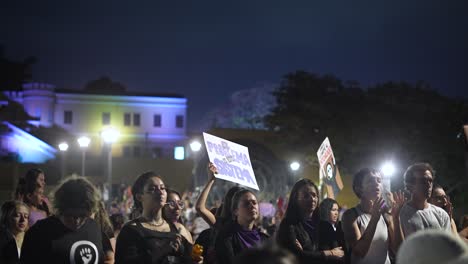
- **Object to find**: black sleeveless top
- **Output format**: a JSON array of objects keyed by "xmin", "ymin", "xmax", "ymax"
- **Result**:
[{"xmin": 115, "ymin": 218, "xmax": 192, "ymax": 264}]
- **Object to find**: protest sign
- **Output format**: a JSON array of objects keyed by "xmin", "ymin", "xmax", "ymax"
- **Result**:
[
  {"xmin": 203, "ymin": 132, "xmax": 259, "ymax": 190},
  {"xmin": 317, "ymin": 137, "xmax": 344, "ymax": 199}
]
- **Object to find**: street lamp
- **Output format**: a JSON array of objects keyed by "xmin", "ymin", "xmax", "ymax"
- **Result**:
[
  {"xmin": 58, "ymin": 142, "xmax": 68, "ymax": 179},
  {"xmin": 101, "ymin": 127, "xmax": 120, "ymax": 201},
  {"xmin": 77, "ymin": 136, "xmax": 91, "ymax": 176},
  {"xmin": 290, "ymin": 161, "xmax": 301, "ymax": 171},
  {"xmin": 190, "ymin": 140, "xmax": 202, "ymax": 190},
  {"xmin": 380, "ymin": 161, "xmax": 396, "ymax": 206}
]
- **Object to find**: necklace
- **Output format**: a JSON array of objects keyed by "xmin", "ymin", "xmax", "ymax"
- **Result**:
[{"xmin": 141, "ymin": 217, "xmax": 165, "ymax": 227}]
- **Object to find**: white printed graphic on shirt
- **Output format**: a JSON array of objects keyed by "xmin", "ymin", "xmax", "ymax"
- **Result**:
[{"xmin": 70, "ymin": 240, "xmax": 98, "ymax": 264}]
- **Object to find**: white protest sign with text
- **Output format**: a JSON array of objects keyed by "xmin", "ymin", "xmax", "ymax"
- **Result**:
[{"xmin": 203, "ymin": 132, "xmax": 259, "ymax": 190}]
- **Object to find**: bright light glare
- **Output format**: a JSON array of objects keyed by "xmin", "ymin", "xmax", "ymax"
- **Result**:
[
  {"xmin": 174, "ymin": 146, "xmax": 185, "ymax": 160},
  {"xmin": 290, "ymin": 161, "xmax": 301, "ymax": 171},
  {"xmin": 77, "ymin": 136, "xmax": 91, "ymax": 148},
  {"xmin": 381, "ymin": 161, "xmax": 396, "ymax": 176},
  {"xmin": 58, "ymin": 142, "xmax": 69, "ymax": 151},
  {"xmin": 190, "ymin": 141, "xmax": 202, "ymax": 152},
  {"xmin": 102, "ymin": 127, "xmax": 120, "ymax": 143}
]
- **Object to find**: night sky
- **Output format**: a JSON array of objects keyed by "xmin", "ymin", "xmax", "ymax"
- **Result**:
[{"xmin": 2, "ymin": 0, "xmax": 468, "ymax": 131}]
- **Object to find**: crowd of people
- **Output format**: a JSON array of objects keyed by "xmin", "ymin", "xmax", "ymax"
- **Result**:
[{"xmin": 0, "ymin": 162, "xmax": 468, "ymax": 264}]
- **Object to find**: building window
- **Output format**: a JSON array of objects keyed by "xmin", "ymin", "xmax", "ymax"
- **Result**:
[
  {"xmin": 123, "ymin": 146, "xmax": 131, "ymax": 157},
  {"xmin": 64, "ymin": 111, "xmax": 73, "ymax": 124},
  {"xmin": 133, "ymin": 146, "xmax": 141, "ymax": 157},
  {"xmin": 174, "ymin": 146, "xmax": 185, "ymax": 160},
  {"xmin": 176, "ymin": 115, "xmax": 184, "ymax": 128},
  {"xmin": 152, "ymin": 147, "xmax": 162, "ymax": 158},
  {"xmin": 124, "ymin": 113, "xmax": 131, "ymax": 126},
  {"xmin": 153, "ymin": 114, "xmax": 161, "ymax": 127},
  {"xmin": 133, "ymin": 113, "xmax": 140, "ymax": 126},
  {"xmin": 102, "ymin": 112, "xmax": 111, "ymax": 125}
]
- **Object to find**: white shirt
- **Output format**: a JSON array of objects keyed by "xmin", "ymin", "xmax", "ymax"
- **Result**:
[
  {"xmin": 399, "ymin": 203, "xmax": 451, "ymax": 237},
  {"xmin": 351, "ymin": 206, "xmax": 391, "ymax": 264}
]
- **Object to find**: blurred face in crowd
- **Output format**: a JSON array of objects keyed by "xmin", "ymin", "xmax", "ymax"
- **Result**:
[
  {"xmin": 297, "ymin": 184, "xmax": 319, "ymax": 219},
  {"xmin": 36, "ymin": 173, "xmax": 46, "ymax": 188},
  {"xmin": 429, "ymin": 187, "xmax": 448, "ymax": 208},
  {"xmin": 61, "ymin": 208, "xmax": 91, "ymax": 231},
  {"xmin": 140, "ymin": 176, "xmax": 167, "ymax": 211},
  {"xmin": 328, "ymin": 203, "xmax": 339, "ymax": 224},
  {"xmin": 27, "ymin": 187, "xmax": 44, "ymax": 206},
  {"xmin": 411, "ymin": 170, "xmax": 433, "ymax": 199},
  {"xmin": 360, "ymin": 172, "xmax": 382, "ymax": 200},
  {"xmin": 235, "ymin": 192, "xmax": 259, "ymax": 224},
  {"xmin": 164, "ymin": 192, "xmax": 184, "ymax": 223},
  {"xmin": 9, "ymin": 205, "xmax": 29, "ymax": 234}
]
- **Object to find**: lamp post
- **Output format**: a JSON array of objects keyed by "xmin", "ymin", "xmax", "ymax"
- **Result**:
[
  {"xmin": 77, "ymin": 136, "xmax": 91, "ymax": 176},
  {"xmin": 101, "ymin": 127, "xmax": 120, "ymax": 201},
  {"xmin": 190, "ymin": 140, "xmax": 202, "ymax": 190},
  {"xmin": 381, "ymin": 161, "xmax": 396, "ymax": 206},
  {"xmin": 58, "ymin": 142, "xmax": 68, "ymax": 180}
]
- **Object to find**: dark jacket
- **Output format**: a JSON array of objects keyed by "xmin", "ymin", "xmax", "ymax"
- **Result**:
[
  {"xmin": 277, "ymin": 218, "xmax": 328, "ymax": 264},
  {"xmin": 215, "ymin": 221, "xmax": 269, "ymax": 264},
  {"xmin": 0, "ymin": 228, "xmax": 19, "ymax": 264},
  {"xmin": 318, "ymin": 220, "xmax": 345, "ymax": 250}
]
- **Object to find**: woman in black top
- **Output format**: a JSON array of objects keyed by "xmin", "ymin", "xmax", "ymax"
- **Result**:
[
  {"xmin": 216, "ymin": 188, "xmax": 269, "ymax": 264},
  {"xmin": 0, "ymin": 200, "xmax": 29, "ymax": 264},
  {"xmin": 20, "ymin": 176, "xmax": 105, "ymax": 264},
  {"xmin": 115, "ymin": 171, "xmax": 192, "ymax": 264},
  {"xmin": 318, "ymin": 198, "xmax": 345, "ymax": 263},
  {"xmin": 277, "ymin": 179, "xmax": 344, "ymax": 264}
]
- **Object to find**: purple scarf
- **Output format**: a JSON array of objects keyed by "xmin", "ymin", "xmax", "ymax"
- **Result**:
[
  {"xmin": 234, "ymin": 224, "xmax": 261, "ymax": 248},
  {"xmin": 302, "ymin": 217, "xmax": 318, "ymax": 241}
]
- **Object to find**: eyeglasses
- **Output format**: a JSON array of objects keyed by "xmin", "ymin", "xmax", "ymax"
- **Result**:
[{"xmin": 166, "ymin": 200, "xmax": 185, "ymax": 209}]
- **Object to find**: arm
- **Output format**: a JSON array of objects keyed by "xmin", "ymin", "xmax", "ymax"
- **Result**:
[
  {"xmin": 277, "ymin": 221, "xmax": 326, "ymax": 262},
  {"xmin": 175, "ymin": 223, "xmax": 194, "ymax": 244},
  {"xmin": 342, "ymin": 198, "xmax": 385, "ymax": 258},
  {"xmin": 387, "ymin": 191, "xmax": 405, "ymax": 254},
  {"xmin": 195, "ymin": 163, "xmax": 217, "ymax": 226}
]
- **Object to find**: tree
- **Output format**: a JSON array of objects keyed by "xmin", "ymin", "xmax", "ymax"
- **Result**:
[
  {"xmin": 266, "ymin": 71, "xmax": 468, "ymax": 209},
  {"xmin": 202, "ymin": 83, "xmax": 276, "ymax": 130},
  {"xmin": 0, "ymin": 45, "xmax": 37, "ymax": 90},
  {"xmin": 84, "ymin": 76, "xmax": 127, "ymax": 93}
]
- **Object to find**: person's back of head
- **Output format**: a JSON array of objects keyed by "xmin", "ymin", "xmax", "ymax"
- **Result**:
[
  {"xmin": 396, "ymin": 229, "xmax": 468, "ymax": 264},
  {"xmin": 233, "ymin": 246, "xmax": 298, "ymax": 264}
]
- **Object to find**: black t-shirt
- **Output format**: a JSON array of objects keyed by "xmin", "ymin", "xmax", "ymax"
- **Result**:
[{"xmin": 20, "ymin": 216, "xmax": 104, "ymax": 264}]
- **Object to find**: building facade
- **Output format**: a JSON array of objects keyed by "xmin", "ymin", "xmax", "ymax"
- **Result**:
[{"xmin": 4, "ymin": 83, "xmax": 188, "ymax": 159}]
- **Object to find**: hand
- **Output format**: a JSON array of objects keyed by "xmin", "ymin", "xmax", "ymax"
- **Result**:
[
  {"xmin": 390, "ymin": 190, "xmax": 406, "ymax": 217},
  {"xmin": 294, "ymin": 239, "xmax": 303, "ymax": 251},
  {"xmin": 207, "ymin": 162, "xmax": 218, "ymax": 181},
  {"xmin": 330, "ymin": 246, "xmax": 344, "ymax": 259},
  {"xmin": 103, "ymin": 251, "xmax": 115, "ymax": 264},
  {"xmin": 193, "ymin": 256, "xmax": 204, "ymax": 264},
  {"xmin": 168, "ymin": 234, "xmax": 182, "ymax": 253},
  {"xmin": 371, "ymin": 197, "xmax": 385, "ymax": 218}
]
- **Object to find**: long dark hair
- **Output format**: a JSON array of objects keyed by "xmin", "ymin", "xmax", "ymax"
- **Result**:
[
  {"xmin": 283, "ymin": 178, "xmax": 320, "ymax": 224},
  {"xmin": 319, "ymin": 198, "xmax": 338, "ymax": 222},
  {"xmin": 162, "ymin": 188, "xmax": 184, "ymax": 224},
  {"xmin": 219, "ymin": 186, "xmax": 243, "ymax": 223},
  {"xmin": 130, "ymin": 171, "xmax": 161, "ymax": 219}
]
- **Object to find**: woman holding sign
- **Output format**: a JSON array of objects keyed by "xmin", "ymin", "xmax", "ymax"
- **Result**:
[
  {"xmin": 277, "ymin": 178, "xmax": 344, "ymax": 264},
  {"xmin": 215, "ymin": 188, "xmax": 269, "ymax": 264}
]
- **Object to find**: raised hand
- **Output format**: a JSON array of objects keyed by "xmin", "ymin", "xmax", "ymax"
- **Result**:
[
  {"xmin": 371, "ymin": 197, "xmax": 385, "ymax": 218},
  {"xmin": 391, "ymin": 190, "xmax": 406, "ymax": 217},
  {"xmin": 207, "ymin": 162, "xmax": 218, "ymax": 181}
]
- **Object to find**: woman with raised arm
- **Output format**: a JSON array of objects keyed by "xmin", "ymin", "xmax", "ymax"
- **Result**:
[{"xmin": 115, "ymin": 171, "xmax": 193, "ymax": 264}]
